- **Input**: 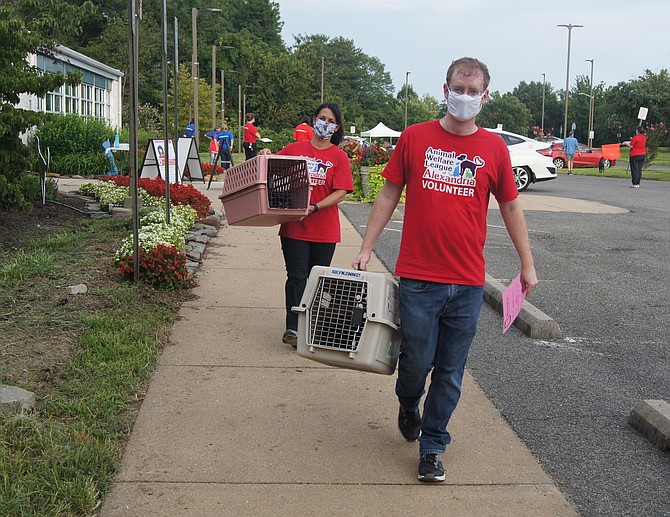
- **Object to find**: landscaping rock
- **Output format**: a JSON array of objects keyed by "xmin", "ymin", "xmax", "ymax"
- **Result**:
[
  {"xmin": 66, "ymin": 283, "xmax": 88, "ymax": 295},
  {"xmin": 0, "ymin": 385, "xmax": 36, "ymax": 414}
]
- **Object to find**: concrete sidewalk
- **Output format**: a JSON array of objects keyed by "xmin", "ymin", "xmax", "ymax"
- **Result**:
[{"xmin": 98, "ymin": 182, "xmax": 577, "ymax": 517}]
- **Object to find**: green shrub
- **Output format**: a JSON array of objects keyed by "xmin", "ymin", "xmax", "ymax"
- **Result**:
[
  {"xmin": 50, "ymin": 152, "xmax": 110, "ymax": 176},
  {"xmin": 32, "ymin": 115, "xmax": 116, "ymax": 157}
]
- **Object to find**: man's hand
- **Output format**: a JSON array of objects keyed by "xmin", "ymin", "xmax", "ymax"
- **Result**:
[{"xmin": 351, "ymin": 251, "xmax": 371, "ymax": 271}]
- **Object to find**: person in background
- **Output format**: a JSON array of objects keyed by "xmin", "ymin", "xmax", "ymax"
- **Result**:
[
  {"xmin": 624, "ymin": 127, "xmax": 646, "ymax": 188},
  {"xmin": 293, "ymin": 115, "xmax": 314, "ymax": 142},
  {"xmin": 243, "ymin": 113, "xmax": 262, "ymax": 161},
  {"xmin": 216, "ymin": 124, "xmax": 235, "ymax": 168},
  {"xmin": 205, "ymin": 126, "xmax": 220, "ymax": 164},
  {"xmin": 184, "ymin": 119, "xmax": 196, "ymax": 138},
  {"xmin": 563, "ymin": 131, "xmax": 579, "ymax": 175},
  {"xmin": 261, "ymin": 103, "xmax": 354, "ymax": 348},
  {"xmin": 352, "ymin": 57, "xmax": 537, "ymax": 483}
]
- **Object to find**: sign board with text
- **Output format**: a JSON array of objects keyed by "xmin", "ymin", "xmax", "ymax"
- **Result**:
[{"xmin": 140, "ymin": 139, "xmax": 178, "ymax": 182}]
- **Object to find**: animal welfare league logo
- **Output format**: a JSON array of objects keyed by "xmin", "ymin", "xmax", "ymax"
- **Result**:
[{"xmin": 422, "ymin": 147, "xmax": 483, "ymax": 197}]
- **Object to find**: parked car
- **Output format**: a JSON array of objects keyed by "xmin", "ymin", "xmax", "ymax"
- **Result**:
[
  {"xmin": 538, "ymin": 142, "xmax": 616, "ymax": 169},
  {"xmin": 485, "ymin": 128, "xmax": 557, "ymax": 191}
]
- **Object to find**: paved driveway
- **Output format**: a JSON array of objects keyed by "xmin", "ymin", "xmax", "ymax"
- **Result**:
[{"xmin": 340, "ymin": 175, "xmax": 670, "ymax": 517}]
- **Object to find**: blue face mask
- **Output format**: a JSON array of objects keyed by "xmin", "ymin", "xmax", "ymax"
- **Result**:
[{"xmin": 314, "ymin": 118, "xmax": 337, "ymax": 140}]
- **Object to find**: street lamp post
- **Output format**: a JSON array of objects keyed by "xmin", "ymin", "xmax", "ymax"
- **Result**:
[
  {"xmin": 211, "ymin": 45, "xmax": 233, "ymax": 130},
  {"xmin": 404, "ymin": 71, "xmax": 411, "ymax": 129},
  {"xmin": 320, "ymin": 57, "xmax": 325, "ymax": 104},
  {"xmin": 557, "ymin": 23, "xmax": 583, "ymax": 139},
  {"xmin": 191, "ymin": 7, "xmax": 221, "ymax": 149},
  {"xmin": 586, "ymin": 58, "xmax": 594, "ymax": 147},
  {"xmin": 541, "ymin": 73, "xmax": 546, "ymax": 134},
  {"xmin": 221, "ymin": 69, "xmax": 237, "ymax": 126}
]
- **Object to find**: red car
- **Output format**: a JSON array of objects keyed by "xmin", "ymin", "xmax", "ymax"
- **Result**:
[{"xmin": 538, "ymin": 143, "xmax": 616, "ymax": 169}]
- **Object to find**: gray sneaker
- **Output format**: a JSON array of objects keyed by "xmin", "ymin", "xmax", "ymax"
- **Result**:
[{"xmin": 282, "ymin": 329, "xmax": 298, "ymax": 348}]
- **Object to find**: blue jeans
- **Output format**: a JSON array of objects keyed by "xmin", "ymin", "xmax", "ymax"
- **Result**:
[{"xmin": 396, "ymin": 278, "xmax": 484, "ymax": 456}]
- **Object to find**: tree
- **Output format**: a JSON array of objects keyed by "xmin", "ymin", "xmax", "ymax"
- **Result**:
[
  {"xmin": 0, "ymin": 1, "xmax": 88, "ymax": 198},
  {"xmin": 477, "ymin": 92, "xmax": 532, "ymax": 135}
]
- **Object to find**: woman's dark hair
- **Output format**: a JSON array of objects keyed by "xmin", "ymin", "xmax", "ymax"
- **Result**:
[
  {"xmin": 245, "ymin": 113, "xmax": 254, "ymax": 122},
  {"xmin": 636, "ymin": 126, "xmax": 646, "ymax": 134},
  {"xmin": 313, "ymin": 102, "xmax": 345, "ymax": 145},
  {"xmin": 301, "ymin": 115, "xmax": 311, "ymax": 125}
]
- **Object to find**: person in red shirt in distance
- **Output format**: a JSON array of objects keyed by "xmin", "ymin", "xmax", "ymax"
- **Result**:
[
  {"xmin": 243, "ymin": 113, "xmax": 262, "ymax": 161},
  {"xmin": 293, "ymin": 115, "xmax": 314, "ymax": 142},
  {"xmin": 624, "ymin": 127, "xmax": 646, "ymax": 188},
  {"xmin": 352, "ymin": 57, "xmax": 538, "ymax": 483},
  {"xmin": 261, "ymin": 103, "xmax": 353, "ymax": 348}
]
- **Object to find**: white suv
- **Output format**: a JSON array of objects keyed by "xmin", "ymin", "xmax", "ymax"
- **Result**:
[{"xmin": 485, "ymin": 128, "xmax": 557, "ymax": 191}]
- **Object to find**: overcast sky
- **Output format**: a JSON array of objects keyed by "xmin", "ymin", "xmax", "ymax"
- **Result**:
[{"xmin": 278, "ymin": 0, "xmax": 670, "ymax": 103}]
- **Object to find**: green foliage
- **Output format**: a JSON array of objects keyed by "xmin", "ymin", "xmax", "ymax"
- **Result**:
[
  {"xmin": 478, "ymin": 92, "xmax": 532, "ymax": 135},
  {"xmin": 0, "ymin": 172, "xmax": 56, "ymax": 211},
  {"xmin": 34, "ymin": 115, "xmax": 115, "ymax": 156},
  {"xmin": 51, "ymin": 152, "xmax": 109, "ymax": 176}
]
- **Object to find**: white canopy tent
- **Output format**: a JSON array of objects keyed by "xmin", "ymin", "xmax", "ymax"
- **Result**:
[{"xmin": 360, "ymin": 122, "xmax": 402, "ymax": 142}]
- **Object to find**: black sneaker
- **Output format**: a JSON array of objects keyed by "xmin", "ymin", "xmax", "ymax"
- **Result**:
[
  {"xmin": 418, "ymin": 453, "xmax": 445, "ymax": 482},
  {"xmin": 282, "ymin": 329, "xmax": 298, "ymax": 348},
  {"xmin": 398, "ymin": 406, "xmax": 421, "ymax": 441}
]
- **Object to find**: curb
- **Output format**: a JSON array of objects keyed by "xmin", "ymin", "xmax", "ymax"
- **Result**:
[
  {"xmin": 628, "ymin": 399, "xmax": 670, "ymax": 453},
  {"xmin": 484, "ymin": 273, "xmax": 562, "ymax": 340}
]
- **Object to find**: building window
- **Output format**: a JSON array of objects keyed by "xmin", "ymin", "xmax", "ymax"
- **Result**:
[
  {"xmin": 64, "ymin": 83, "xmax": 78, "ymax": 114},
  {"xmin": 45, "ymin": 86, "xmax": 63, "ymax": 113},
  {"xmin": 81, "ymin": 84, "xmax": 93, "ymax": 117}
]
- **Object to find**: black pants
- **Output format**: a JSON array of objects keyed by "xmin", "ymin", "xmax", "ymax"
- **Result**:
[
  {"xmin": 244, "ymin": 142, "xmax": 257, "ymax": 161},
  {"xmin": 218, "ymin": 145, "xmax": 234, "ymax": 168},
  {"xmin": 629, "ymin": 155, "xmax": 645, "ymax": 185},
  {"xmin": 280, "ymin": 237, "xmax": 336, "ymax": 331}
]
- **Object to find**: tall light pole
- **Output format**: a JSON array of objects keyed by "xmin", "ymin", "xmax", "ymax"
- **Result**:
[
  {"xmin": 221, "ymin": 69, "xmax": 237, "ymax": 126},
  {"xmin": 211, "ymin": 45, "xmax": 233, "ymax": 130},
  {"xmin": 404, "ymin": 71, "xmax": 411, "ymax": 129},
  {"xmin": 586, "ymin": 58, "xmax": 594, "ymax": 147},
  {"xmin": 191, "ymin": 7, "xmax": 221, "ymax": 149},
  {"xmin": 320, "ymin": 57, "xmax": 325, "ymax": 104},
  {"xmin": 541, "ymin": 73, "xmax": 546, "ymax": 134},
  {"xmin": 557, "ymin": 23, "xmax": 583, "ymax": 139}
]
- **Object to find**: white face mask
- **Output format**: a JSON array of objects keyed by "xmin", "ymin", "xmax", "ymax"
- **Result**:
[
  {"xmin": 446, "ymin": 90, "xmax": 485, "ymax": 122},
  {"xmin": 314, "ymin": 118, "xmax": 337, "ymax": 140}
]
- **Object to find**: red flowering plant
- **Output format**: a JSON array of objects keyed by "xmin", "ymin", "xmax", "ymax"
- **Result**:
[
  {"xmin": 356, "ymin": 142, "xmax": 390, "ymax": 167},
  {"xmin": 104, "ymin": 176, "xmax": 211, "ymax": 218},
  {"xmin": 118, "ymin": 243, "xmax": 196, "ymax": 289},
  {"xmin": 201, "ymin": 163, "xmax": 226, "ymax": 177}
]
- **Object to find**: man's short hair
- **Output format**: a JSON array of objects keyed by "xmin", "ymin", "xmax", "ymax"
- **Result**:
[{"xmin": 446, "ymin": 57, "xmax": 490, "ymax": 89}]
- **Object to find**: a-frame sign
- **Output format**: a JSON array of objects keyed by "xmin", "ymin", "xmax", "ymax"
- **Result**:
[
  {"xmin": 140, "ymin": 139, "xmax": 179, "ymax": 182},
  {"xmin": 177, "ymin": 137, "xmax": 204, "ymax": 182}
]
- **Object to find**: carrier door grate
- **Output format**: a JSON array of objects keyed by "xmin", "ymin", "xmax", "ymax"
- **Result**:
[
  {"xmin": 308, "ymin": 277, "xmax": 367, "ymax": 351},
  {"xmin": 267, "ymin": 159, "xmax": 309, "ymax": 209}
]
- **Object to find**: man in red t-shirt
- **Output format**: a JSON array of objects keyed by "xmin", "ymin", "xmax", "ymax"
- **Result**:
[
  {"xmin": 293, "ymin": 115, "xmax": 314, "ymax": 142},
  {"xmin": 353, "ymin": 57, "xmax": 538, "ymax": 484}
]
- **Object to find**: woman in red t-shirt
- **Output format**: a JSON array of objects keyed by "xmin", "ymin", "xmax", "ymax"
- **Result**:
[
  {"xmin": 243, "ymin": 113, "xmax": 261, "ymax": 161},
  {"xmin": 625, "ymin": 127, "xmax": 646, "ymax": 188},
  {"xmin": 262, "ymin": 103, "xmax": 354, "ymax": 347}
]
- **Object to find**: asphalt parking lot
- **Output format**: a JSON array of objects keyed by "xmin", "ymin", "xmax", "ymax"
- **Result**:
[{"xmin": 339, "ymin": 174, "xmax": 670, "ymax": 517}]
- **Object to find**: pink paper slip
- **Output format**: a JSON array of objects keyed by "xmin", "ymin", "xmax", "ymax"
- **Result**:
[{"xmin": 502, "ymin": 274, "xmax": 526, "ymax": 334}]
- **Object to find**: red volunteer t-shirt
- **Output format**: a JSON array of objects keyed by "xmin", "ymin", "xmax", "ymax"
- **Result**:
[
  {"xmin": 383, "ymin": 121, "xmax": 518, "ymax": 286},
  {"xmin": 244, "ymin": 122, "xmax": 257, "ymax": 143},
  {"xmin": 293, "ymin": 123, "xmax": 314, "ymax": 142},
  {"xmin": 629, "ymin": 134, "xmax": 646, "ymax": 157},
  {"xmin": 277, "ymin": 141, "xmax": 354, "ymax": 243}
]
